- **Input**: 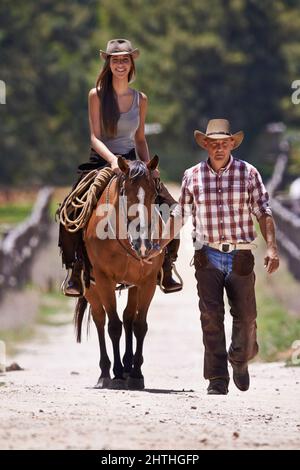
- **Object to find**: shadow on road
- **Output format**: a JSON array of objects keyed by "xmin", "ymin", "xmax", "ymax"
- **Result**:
[{"xmin": 143, "ymin": 388, "xmax": 194, "ymax": 394}]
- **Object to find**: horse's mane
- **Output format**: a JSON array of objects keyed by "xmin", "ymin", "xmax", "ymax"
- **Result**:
[{"xmin": 128, "ymin": 160, "xmax": 148, "ymax": 181}]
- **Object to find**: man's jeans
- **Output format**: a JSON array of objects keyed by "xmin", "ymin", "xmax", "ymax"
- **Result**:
[{"xmin": 194, "ymin": 246, "xmax": 258, "ymax": 380}]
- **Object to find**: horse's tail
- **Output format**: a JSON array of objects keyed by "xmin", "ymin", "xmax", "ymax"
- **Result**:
[{"xmin": 74, "ymin": 296, "xmax": 89, "ymax": 343}]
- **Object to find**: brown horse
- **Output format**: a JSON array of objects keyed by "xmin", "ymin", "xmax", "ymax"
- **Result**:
[{"xmin": 75, "ymin": 156, "xmax": 165, "ymax": 390}]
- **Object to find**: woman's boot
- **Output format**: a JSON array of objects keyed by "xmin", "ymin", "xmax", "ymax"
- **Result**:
[
  {"xmin": 59, "ymin": 224, "xmax": 84, "ymax": 297},
  {"xmin": 158, "ymin": 238, "xmax": 183, "ymax": 293},
  {"xmin": 62, "ymin": 259, "xmax": 84, "ymax": 297}
]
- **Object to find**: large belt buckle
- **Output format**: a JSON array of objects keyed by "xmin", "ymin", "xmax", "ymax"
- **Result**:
[{"xmin": 219, "ymin": 242, "xmax": 233, "ymax": 253}]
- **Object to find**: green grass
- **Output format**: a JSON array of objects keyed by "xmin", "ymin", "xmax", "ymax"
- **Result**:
[
  {"xmin": 0, "ymin": 288, "xmax": 72, "ymax": 356},
  {"xmin": 256, "ymin": 293, "xmax": 300, "ymax": 362},
  {"xmin": 254, "ymin": 227, "xmax": 300, "ymax": 363},
  {"xmin": 0, "ymin": 326, "xmax": 35, "ymax": 355},
  {"xmin": 37, "ymin": 289, "xmax": 72, "ymax": 326},
  {"xmin": 50, "ymin": 199, "xmax": 60, "ymax": 222},
  {"xmin": 0, "ymin": 203, "xmax": 33, "ymax": 225}
]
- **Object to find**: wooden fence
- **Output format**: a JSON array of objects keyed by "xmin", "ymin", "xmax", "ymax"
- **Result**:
[
  {"xmin": 0, "ymin": 187, "xmax": 53, "ymax": 301},
  {"xmin": 267, "ymin": 142, "xmax": 300, "ymax": 280}
]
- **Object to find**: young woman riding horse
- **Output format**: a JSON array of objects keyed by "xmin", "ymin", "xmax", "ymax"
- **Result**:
[
  {"xmin": 76, "ymin": 156, "xmax": 164, "ymax": 389},
  {"xmin": 58, "ymin": 39, "xmax": 181, "ymax": 296}
]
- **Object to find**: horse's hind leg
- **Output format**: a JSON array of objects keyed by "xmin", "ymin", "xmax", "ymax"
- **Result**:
[
  {"xmin": 122, "ymin": 287, "xmax": 138, "ymax": 378},
  {"xmin": 85, "ymin": 290, "xmax": 111, "ymax": 389},
  {"xmin": 127, "ymin": 278, "xmax": 157, "ymax": 391}
]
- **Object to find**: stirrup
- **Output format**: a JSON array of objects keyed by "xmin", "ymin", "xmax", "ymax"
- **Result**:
[
  {"xmin": 61, "ymin": 268, "xmax": 71, "ymax": 294},
  {"xmin": 158, "ymin": 263, "xmax": 183, "ymax": 294},
  {"xmin": 61, "ymin": 268, "xmax": 85, "ymax": 297}
]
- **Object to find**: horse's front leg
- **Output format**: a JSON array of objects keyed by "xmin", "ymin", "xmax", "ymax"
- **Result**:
[
  {"xmin": 84, "ymin": 290, "xmax": 111, "ymax": 389},
  {"xmin": 93, "ymin": 307, "xmax": 111, "ymax": 389},
  {"xmin": 122, "ymin": 287, "xmax": 138, "ymax": 378},
  {"xmin": 94, "ymin": 270, "xmax": 126, "ymax": 389},
  {"xmin": 127, "ymin": 277, "xmax": 157, "ymax": 390}
]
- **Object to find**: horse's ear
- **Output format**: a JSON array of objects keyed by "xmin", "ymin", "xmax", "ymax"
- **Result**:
[
  {"xmin": 147, "ymin": 155, "xmax": 159, "ymax": 171},
  {"xmin": 118, "ymin": 156, "xmax": 129, "ymax": 174}
]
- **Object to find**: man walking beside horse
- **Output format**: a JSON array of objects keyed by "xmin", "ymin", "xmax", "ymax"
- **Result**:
[{"xmin": 151, "ymin": 119, "xmax": 280, "ymax": 395}]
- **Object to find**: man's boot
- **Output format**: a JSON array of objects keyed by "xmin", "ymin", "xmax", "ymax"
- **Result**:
[
  {"xmin": 158, "ymin": 239, "xmax": 183, "ymax": 293},
  {"xmin": 207, "ymin": 378, "xmax": 229, "ymax": 395},
  {"xmin": 232, "ymin": 363, "xmax": 250, "ymax": 391},
  {"xmin": 61, "ymin": 260, "xmax": 84, "ymax": 297}
]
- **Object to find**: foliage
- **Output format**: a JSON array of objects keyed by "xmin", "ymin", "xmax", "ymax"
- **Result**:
[
  {"xmin": 0, "ymin": 0, "xmax": 98, "ymax": 185},
  {"xmin": 1, "ymin": 0, "xmax": 300, "ymax": 184}
]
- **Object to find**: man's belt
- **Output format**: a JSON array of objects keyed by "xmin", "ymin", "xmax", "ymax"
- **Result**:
[{"xmin": 204, "ymin": 241, "xmax": 257, "ymax": 253}]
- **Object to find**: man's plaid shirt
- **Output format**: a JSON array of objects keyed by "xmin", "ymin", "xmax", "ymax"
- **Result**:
[{"xmin": 173, "ymin": 155, "xmax": 272, "ymax": 244}]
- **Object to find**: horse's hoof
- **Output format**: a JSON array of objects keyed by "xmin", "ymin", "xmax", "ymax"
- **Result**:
[
  {"xmin": 108, "ymin": 378, "xmax": 128, "ymax": 390},
  {"xmin": 127, "ymin": 376, "xmax": 145, "ymax": 390},
  {"xmin": 94, "ymin": 377, "xmax": 111, "ymax": 389}
]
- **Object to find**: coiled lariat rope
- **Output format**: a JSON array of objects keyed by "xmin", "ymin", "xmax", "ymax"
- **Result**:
[{"xmin": 58, "ymin": 167, "xmax": 114, "ymax": 233}]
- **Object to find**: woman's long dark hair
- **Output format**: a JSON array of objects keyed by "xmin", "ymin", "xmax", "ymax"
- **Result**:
[{"xmin": 95, "ymin": 56, "xmax": 136, "ymax": 138}]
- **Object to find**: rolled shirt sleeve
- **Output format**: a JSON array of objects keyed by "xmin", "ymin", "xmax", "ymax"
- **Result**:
[{"xmin": 249, "ymin": 167, "xmax": 272, "ymax": 220}]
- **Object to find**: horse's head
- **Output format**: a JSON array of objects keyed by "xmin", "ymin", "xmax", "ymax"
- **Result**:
[{"xmin": 118, "ymin": 155, "xmax": 159, "ymax": 258}]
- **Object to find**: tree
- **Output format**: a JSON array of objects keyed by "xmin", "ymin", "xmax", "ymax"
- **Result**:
[
  {"xmin": 1, "ymin": 0, "xmax": 300, "ymax": 184},
  {"xmin": 0, "ymin": 0, "xmax": 98, "ymax": 185}
]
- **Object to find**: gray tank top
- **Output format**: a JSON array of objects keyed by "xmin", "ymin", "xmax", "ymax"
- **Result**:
[{"xmin": 102, "ymin": 89, "xmax": 140, "ymax": 155}]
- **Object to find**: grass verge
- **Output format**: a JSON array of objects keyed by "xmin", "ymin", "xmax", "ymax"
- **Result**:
[
  {"xmin": 256, "ymin": 292, "xmax": 300, "ymax": 363},
  {"xmin": 0, "ymin": 203, "xmax": 33, "ymax": 225},
  {"xmin": 37, "ymin": 289, "xmax": 73, "ymax": 327},
  {"xmin": 255, "ymin": 232, "xmax": 300, "ymax": 364},
  {"xmin": 0, "ymin": 326, "xmax": 35, "ymax": 356},
  {"xmin": 0, "ymin": 288, "xmax": 72, "ymax": 356}
]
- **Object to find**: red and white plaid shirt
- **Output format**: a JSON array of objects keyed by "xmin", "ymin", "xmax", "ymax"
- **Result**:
[{"xmin": 173, "ymin": 155, "xmax": 272, "ymax": 244}]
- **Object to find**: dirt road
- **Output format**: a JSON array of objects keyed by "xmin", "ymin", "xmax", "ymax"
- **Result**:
[{"xmin": 1, "ymin": 216, "xmax": 300, "ymax": 450}]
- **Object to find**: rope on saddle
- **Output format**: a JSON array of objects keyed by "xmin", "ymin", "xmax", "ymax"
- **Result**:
[{"xmin": 58, "ymin": 167, "xmax": 114, "ymax": 233}]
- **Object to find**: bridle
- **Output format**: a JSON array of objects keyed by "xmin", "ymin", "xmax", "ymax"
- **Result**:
[{"xmin": 104, "ymin": 171, "xmax": 162, "ymax": 264}]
